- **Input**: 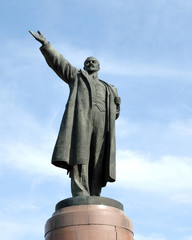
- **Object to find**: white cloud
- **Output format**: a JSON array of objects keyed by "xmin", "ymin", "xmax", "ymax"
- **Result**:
[
  {"xmin": 2, "ymin": 135, "xmax": 192, "ymax": 203},
  {"xmin": 182, "ymin": 237, "xmax": 192, "ymax": 240},
  {"xmin": 116, "ymin": 116, "xmax": 192, "ymax": 157},
  {"xmin": 116, "ymin": 117, "xmax": 141, "ymax": 137},
  {"xmin": 2, "ymin": 201, "xmax": 39, "ymax": 214},
  {"xmin": 117, "ymin": 150, "xmax": 192, "ymax": 202},
  {"xmin": 0, "ymin": 220, "xmax": 43, "ymax": 240},
  {"xmin": 100, "ymin": 57, "xmax": 192, "ymax": 78},
  {"xmin": 0, "ymin": 96, "xmax": 64, "ymax": 179},
  {"xmin": 55, "ymin": 42, "xmax": 93, "ymax": 68},
  {"xmin": 169, "ymin": 119, "xmax": 192, "ymax": 136},
  {"xmin": 1, "ymin": 141, "xmax": 66, "ymax": 179},
  {"xmin": 38, "ymin": 41, "xmax": 192, "ymax": 78},
  {"xmin": 135, "ymin": 233, "xmax": 166, "ymax": 240},
  {"xmin": 2, "ymin": 36, "xmax": 192, "ymax": 81},
  {"xmin": 0, "ymin": 39, "xmax": 42, "ymax": 77}
]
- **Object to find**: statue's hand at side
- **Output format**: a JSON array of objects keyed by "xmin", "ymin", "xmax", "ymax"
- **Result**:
[
  {"xmin": 29, "ymin": 30, "xmax": 48, "ymax": 45},
  {"xmin": 115, "ymin": 97, "xmax": 121, "ymax": 106}
]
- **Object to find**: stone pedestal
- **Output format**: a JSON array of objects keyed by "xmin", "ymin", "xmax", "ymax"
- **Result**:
[{"xmin": 45, "ymin": 196, "xmax": 134, "ymax": 240}]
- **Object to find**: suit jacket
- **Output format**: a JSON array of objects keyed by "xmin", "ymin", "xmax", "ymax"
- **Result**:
[{"xmin": 40, "ymin": 43, "xmax": 120, "ymax": 186}]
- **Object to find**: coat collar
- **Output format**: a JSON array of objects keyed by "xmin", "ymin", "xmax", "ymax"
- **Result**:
[
  {"xmin": 80, "ymin": 69, "xmax": 116, "ymax": 96},
  {"xmin": 80, "ymin": 69, "xmax": 98, "ymax": 81}
]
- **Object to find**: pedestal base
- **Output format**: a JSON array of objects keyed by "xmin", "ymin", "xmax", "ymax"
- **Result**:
[{"xmin": 45, "ymin": 197, "xmax": 134, "ymax": 240}]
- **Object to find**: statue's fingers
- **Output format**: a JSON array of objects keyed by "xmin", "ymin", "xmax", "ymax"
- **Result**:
[
  {"xmin": 37, "ymin": 30, "xmax": 42, "ymax": 36},
  {"xmin": 29, "ymin": 30, "xmax": 37, "ymax": 38},
  {"xmin": 29, "ymin": 30, "xmax": 34, "ymax": 36}
]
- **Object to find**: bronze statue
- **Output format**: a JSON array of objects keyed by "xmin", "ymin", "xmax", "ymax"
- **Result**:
[{"xmin": 29, "ymin": 31, "xmax": 121, "ymax": 197}]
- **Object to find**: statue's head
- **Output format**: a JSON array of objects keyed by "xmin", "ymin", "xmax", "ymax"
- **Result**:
[{"xmin": 84, "ymin": 56, "xmax": 100, "ymax": 73}]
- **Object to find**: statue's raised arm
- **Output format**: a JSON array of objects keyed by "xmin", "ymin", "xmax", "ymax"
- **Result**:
[
  {"xmin": 29, "ymin": 30, "xmax": 48, "ymax": 45},
  {"xmin": 29, "ymin": 30, "xmax": 78, "ymax": 84}
]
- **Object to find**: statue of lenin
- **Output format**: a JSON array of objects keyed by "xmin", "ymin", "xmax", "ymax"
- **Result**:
[{"xmin": 29, "ymin": 31, "xmax": 121, "ymax": 197}]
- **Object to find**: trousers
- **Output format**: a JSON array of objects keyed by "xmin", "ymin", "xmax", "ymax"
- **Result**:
[{"xmin": 71, "ymin": 105, "xmax": 106, "ymax": 196}]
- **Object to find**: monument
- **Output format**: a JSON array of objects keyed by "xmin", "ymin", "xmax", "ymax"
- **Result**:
[{"xmin": 29, "ymin": 30, "xmax": 134, "ymax": 240}]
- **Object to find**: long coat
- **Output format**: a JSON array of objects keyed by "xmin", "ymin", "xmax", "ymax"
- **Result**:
[{"xmin": 40, "ymin": 43, "xmax": 120, "ymax": 186}]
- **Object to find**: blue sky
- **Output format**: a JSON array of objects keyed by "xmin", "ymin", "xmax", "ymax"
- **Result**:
[{"xmin": 1, "ymin": 0, "xmax": 192, "ymax": 240}]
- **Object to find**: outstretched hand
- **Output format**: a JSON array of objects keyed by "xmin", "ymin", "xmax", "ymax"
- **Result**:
[{"xmin": 29, "ymin": 30, "xmax": 48, "ymax": 45}]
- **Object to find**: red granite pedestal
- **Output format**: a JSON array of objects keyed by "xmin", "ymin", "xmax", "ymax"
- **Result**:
[{"xmin": 45, "ymin": 197, "xmax": 134, "ymax": 240}]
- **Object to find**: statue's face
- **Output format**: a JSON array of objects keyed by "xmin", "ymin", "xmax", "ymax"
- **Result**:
[{"xmin": 84, "ymin": 57, "xmax": 100, "ymax": 73}]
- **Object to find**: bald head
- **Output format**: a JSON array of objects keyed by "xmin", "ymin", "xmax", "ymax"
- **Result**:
[{"xmin": 84, "ymin": 56, "xmax": 100, "ymax": 73}]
